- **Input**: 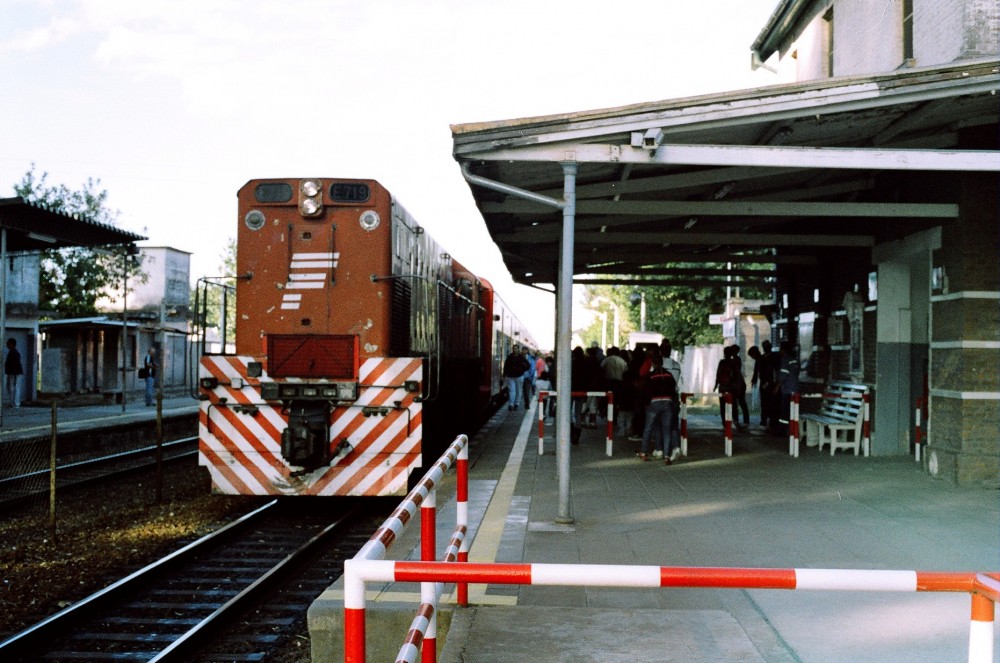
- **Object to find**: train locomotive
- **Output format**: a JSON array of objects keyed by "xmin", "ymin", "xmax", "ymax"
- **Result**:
[{"xmin": 197, "ymin": 177, "xmax": 535, "ymax": 497}]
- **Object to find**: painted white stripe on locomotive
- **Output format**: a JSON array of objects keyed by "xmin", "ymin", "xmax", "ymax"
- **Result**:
[
  {"xmin": 323, "ymin": 421, "xmax": 418, "ymax": 493},
  {"xmin": 282, "ymin": 293, "xmax": 303, "ymax": 301},
  {"xmin": 280, "ymin": 303, "xmax": 300, "ymax": 310},
  {"xmin": 198, "ymin": 451, "xmax": 241, "ymax": 494},
  {"xmin": 198, "ymin": 424, "xmax": 273, "ymax": 494},
  {"xmin": 290, "ymin": 259, "xmax": 336, "ymax": 269},
  {"xmin": 285, "ymin": 281, "xmax": 326, "ymax": 289},
  {"xmin": 292, "ymin": 252, "xmax": 338, "ymax": 260},
  {"xmin": 288, "ymin": 273, "xmax": 326, "ymax": 281},
  {"xmin": 201, "ymin": 398, "xmax": 282, "ymax": 455},
  {"xmin": 331, "ymin": 409, "xmax": 413, "ymax": 460}
]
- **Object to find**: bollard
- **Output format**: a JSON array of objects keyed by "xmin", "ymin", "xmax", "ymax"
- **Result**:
[
  {"xmin": 969, "ymin": 592, "xmax": 995, "ymax": 663},
  {"xmin": 679, "ymin": 393, "xmax": 689, "ymax": 457},
  {"xmin": 862, "ymin": 393, "xmax": 872, "ymax": 456},
  {"xmin": 788, "ymin": 392, "xmax": 800, "ymax": 457},
  {"xmin": 724, "ymin": 392, "xmax": 733, "ymax": 457},
  {"xmin": 537, "ymin": 391, "xmax": 547, "ymax": 455},
  {"xmin": 605, "ymin": 392, "xmax": 614, "ymax": 457}
]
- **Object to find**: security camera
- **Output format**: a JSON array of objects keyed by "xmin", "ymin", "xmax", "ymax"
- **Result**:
[{"xmin": 642, "ymin": 128, "xmax": 664, "ymax": 150}]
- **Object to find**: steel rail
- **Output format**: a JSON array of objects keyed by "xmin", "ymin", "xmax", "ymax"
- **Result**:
[{"xmin": 0, "ymin": 499, "xmax": 279, "ymax": 658}]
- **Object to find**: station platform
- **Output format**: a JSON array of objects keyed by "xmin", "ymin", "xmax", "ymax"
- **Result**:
[
  {"xmin": 0, "ymin": 393, "xmax": 199, "ymax": 442},
  {"xmin": 311, "ymin": 401, "xmax": 1000, "ymax": 663}
]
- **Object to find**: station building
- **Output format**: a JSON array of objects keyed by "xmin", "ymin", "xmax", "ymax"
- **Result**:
[{"xmin": 451, "ymin": 0, "xmax": 998, "ymax": 485}]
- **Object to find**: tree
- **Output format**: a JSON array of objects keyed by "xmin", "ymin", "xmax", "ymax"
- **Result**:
[
  {"xmin": 14, "ymin": 165, "xmax": 145, "ymax": 318},
  {"xmin": 581, "ymin": 261, "xmax": 773, "ymax": 350}
]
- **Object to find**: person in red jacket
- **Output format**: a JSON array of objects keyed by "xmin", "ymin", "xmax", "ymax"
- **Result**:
[{"xmin": 636, "ymin": 352, "xmax": 679, "ymax": 464}]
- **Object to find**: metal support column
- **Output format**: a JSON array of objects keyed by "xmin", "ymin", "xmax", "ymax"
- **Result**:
[{"xmin": 555, "ymin": 162, "xmax": 577, "ymax": 524}]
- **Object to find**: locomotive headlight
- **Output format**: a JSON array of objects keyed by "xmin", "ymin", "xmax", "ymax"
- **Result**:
[
  {"xmin": 301, "ymin": 197, "xmax": 322, "ymax": 215},
  {"xmin": 359, "ymin": 210, "xmax": 380, "ymax": 231},
  {"xmin": 244, "ymin": 209, "xmax": 266, "ymax": 231},
  {"xmin": 301, "ymin": 179, "xmax": 321, "ymax": 197},
  {"xmin": 299, "ymin": 178, "xmax": 323, "ymax": 217}
]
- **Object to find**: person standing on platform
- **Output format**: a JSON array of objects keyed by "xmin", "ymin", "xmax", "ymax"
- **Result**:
[
  {"xmin": 600, "ymin": 347, "xmax": 627, "ymax": 434},
  {"xmin": 521, "ymin": 346, "xmax": 536, "ymax": 409},
  {"xmin": 659, "ymin": 340, "xmax": 684, "ymax": 453},
  {"xmin": 143, "ymin": 347, "xmax": 158, "ymax": 407},
  {"xmin": 636, "ymin": 352, "xmax": 678, "ymax": 463},
  {"xmin": 749, "ymin": 343, "xmax": 777, "ymax": 429},
  {"xmin": 714, "ymin": 345, "xmax": 739, "ymax": 429},
  {"xmin": 728, "ymin": 344, "xmax": 750, "ymax": 430},
  {"xmin": 502, "ymin": 345, "xmax": 529, "ymax": 411},
  {"xmin": 5, "ymin": 338, "xmax": 24, "ymax": 408},
  {"xmin": 775, "ymin": 341, "xmax": 800, "ymax": 435}
]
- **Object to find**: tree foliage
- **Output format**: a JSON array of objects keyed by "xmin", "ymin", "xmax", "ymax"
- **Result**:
[
  {"xmin": 14, "ymin": 165, "xmax": 145, "ymax": 318},
  {"xmin": 580, "ymin": 262, "xmax": 773, "ymax": 350}
]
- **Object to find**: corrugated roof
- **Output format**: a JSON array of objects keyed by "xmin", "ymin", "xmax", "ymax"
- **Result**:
[{"xmin": 0, "ymin": 197, "xmax": 147, "ymax": 252}]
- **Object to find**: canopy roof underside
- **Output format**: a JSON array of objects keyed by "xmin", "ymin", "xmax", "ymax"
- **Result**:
[{"xmin": 452, "ymin": 58, "xmax": 999, "ymax": 290}]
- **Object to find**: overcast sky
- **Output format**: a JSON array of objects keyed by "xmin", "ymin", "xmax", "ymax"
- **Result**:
[{"xmin": 1, "ymin": 0, "xmax": 781, "ymax": 347}]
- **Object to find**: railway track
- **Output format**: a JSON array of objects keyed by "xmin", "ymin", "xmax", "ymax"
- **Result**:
[
  {"xmin": 0, "ymin": 498, "xmax": 384, "ymax": 662},
  {"xmin": 0, "ymin": 436, "xmax": 198, "ymax": 509}
]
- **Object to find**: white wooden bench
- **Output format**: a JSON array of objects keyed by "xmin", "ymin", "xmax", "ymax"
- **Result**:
[{"xmin": 801, "ymin": 382, "xmax": 870, "ymax": 456}]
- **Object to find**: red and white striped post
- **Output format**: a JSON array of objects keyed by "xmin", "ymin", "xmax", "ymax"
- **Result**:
[
  {"xmin": 970, "ymin": 574, "xmax": 999, "ymax": 663},
  {"xmin": 455, "ymin": 441, "xmax": 469, "ymax": 607},
  {"xmin": 788, "ymin": 392, "xmax": 801, "ymax": 457},
  {"xmin": 723, "ymin": 392, "xmax": 733, "ymax": 457},
  {"xmin": 604, "ymin": 391, "xmax": 615, "ymax": 457},
  {"xmin": 537, "ymin": 390, "xmax": 548, "ymax": 455},
  {"xmin": 914, "ymin": 396, "xmax": 926, "ymax": 462},
  {"xmin": 862, "ymin": 392, "xmax": 872, "ymax": 457},
  {"xmin": 680, "ymin": 393, "xmax": 690, "ymax": 457}
]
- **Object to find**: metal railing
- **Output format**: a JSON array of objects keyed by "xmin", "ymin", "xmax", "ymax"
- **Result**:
[
  {"xmin": 342, "ymin": 429, "xmax": 999, "ymax": 663},
  {"xmin": 345, "ymin": 558, "xmax": 999, "ymax": 663},
  {"xmin": 345, "ymin": 434, "xmax": 469, "ymax": 663}
]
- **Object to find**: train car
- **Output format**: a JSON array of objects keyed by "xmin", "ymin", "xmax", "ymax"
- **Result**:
[{"xmin": 197, "ymin": 177, "xmax": 535, "ymax": 497}]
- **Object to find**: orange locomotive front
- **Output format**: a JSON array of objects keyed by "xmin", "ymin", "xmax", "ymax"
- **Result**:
[{"xmin": 199, "ymin": 178, "xmax": 456, "ymax": 496}]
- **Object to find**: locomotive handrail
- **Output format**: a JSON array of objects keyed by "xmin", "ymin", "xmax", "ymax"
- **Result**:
[
  {"xmin": 345, "ymin": 559, "xmax": 1000, "ymax": 663},
  {"xmin": 348, "ymin": 434, "xmax": 470, "ymax": 663}
]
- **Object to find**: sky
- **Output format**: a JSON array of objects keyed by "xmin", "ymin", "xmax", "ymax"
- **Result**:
[{"xmin": 1, "ymin": 0, "xmax": 782, "ymax": 348}]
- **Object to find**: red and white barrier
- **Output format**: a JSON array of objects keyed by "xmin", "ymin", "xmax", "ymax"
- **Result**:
[
  {"xmin": 537, "ymin": 390, "xmax": 614, "ymax": 457},
  {"xmin": 347, "ymin": 435, "xmax": 469, "ymax": 663},
  {"xmin": 723, "ymin": 392, "xmax": 733, "ymax": 457},
  {"xmin": 680, "ymin": 393, "xmax": 691, "ymax": 456},
  {"xmin": 788, "ymin": 392, "xmax": 801, "ymax": 457},
  {"xmin": 862, "ymin": 392, "xmax": 871, "ymax": 457},
  {"xmin": 345, "ymin": 559, "xmax": 999, "ymax": 663},
  {"xmin": 914, "ymin": 396, "xmax": 927, "ymax": 462}
]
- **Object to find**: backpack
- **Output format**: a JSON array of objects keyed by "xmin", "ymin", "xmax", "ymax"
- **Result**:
[{"xmin": 717, "ymin": 359, "xmax": 734, "ymax": 391}]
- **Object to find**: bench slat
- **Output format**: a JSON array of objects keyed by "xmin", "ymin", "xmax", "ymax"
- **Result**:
[{"xmin": 801, "ymin": 381, "xmax": 869, "ymax": 457}]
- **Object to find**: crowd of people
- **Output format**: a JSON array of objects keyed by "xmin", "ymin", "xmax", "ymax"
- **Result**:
[{"xmin": 503, "ymin": 336, "xmax": 801, "ymax": 465}]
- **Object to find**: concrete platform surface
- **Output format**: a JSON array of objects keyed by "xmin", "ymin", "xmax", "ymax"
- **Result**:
[
  {"xmin": 0, "ymin": 393, "xmax": 198, "ymax": 441},
  {"xmin": 314, "ymin": 402, "xmax": 1000, "ymax": 662}
]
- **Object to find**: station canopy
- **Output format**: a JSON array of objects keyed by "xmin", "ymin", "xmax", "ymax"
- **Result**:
[
  {"xmin": 451, "ymin": 57, "xmax": 999, "ymax": 291},
  {"xmin": 0, "ymin": 197, "xmax": 146, "ymax": 252}
]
